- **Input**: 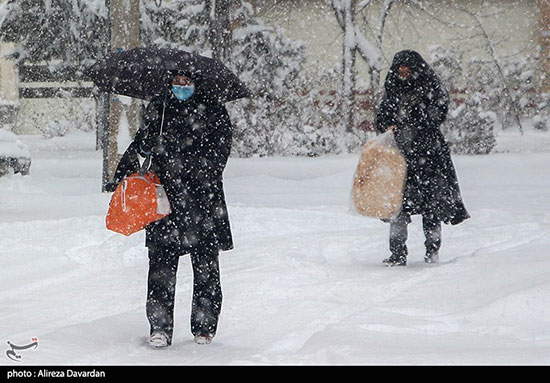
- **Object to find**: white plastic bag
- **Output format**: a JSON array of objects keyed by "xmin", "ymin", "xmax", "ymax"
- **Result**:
[{"xmin": 155, "ymin": 184, "xmax": 171, "ymax": 215}]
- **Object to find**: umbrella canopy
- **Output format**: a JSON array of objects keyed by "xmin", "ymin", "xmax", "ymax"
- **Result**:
[{"xmin": 85, "ymin": 47, "xmax": 251, "ymax": 103}]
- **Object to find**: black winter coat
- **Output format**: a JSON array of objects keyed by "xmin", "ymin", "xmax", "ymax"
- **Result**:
[
  {"xmin": 376, "ymin": 50, "xmax": 469, "ymax": 225},
  {"xmin": 113, "ymin": 92, "xmax": 234, "ymax": 253}
]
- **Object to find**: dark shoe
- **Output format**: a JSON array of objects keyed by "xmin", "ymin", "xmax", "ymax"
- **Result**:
[
  {"xmin": 424, "ymin": 251, "xmax": 439, "ymax": 264},
  {"xmin": 383, "ymin": 255, "xmax": 407, "ymax": 267}
]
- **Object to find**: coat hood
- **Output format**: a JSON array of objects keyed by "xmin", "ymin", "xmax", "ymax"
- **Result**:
[{"xmin": 385, "ymin": 50, "xmax": 433, "ymax": 94}]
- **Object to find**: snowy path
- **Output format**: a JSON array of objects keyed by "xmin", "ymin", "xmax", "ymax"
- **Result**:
[{"xmin": 1, "ymin": 131, "xmax": 550, "ymax": 365}]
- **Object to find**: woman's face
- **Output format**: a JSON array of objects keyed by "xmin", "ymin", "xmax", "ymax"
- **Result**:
[
  {"xmin": 171, "ymin": 75, "xmax": 196, "ymax": 101},
  {"xmin": 398, "ymin": 65, "xmax": 412, "ymax": 80}
]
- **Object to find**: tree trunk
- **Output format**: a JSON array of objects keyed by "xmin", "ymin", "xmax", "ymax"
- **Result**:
[
  {"xmin": 103, "ymin": 0, "xmax": 140, "ymax": 191},
  {"xmin": 208, "ymin": 0, "xmax": 233, "ymax": 65},
  {"xmin": 340, "ymin": 0, "xmax": 356, "ymax": 133},
  {"xmin": 538, "ymin": 0, "xmax": 550, "ymax": 93}
]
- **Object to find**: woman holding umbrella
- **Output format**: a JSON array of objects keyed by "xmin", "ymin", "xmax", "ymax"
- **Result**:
[
  {"xmin": 375, "ymin": 50, "xmax": 470, "ymax": 267},
  {"xmin": 89, "ymin": 47, "xmax": 250, "ymax": 347},
  {"xmin": 110, "ymin": 73, "xmax": 234, "ymax": 347}
]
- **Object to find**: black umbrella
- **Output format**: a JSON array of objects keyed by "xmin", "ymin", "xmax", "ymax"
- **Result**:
[{"xmin": 85, "ymin": 47, "xmax": 251, "ymax": 103}]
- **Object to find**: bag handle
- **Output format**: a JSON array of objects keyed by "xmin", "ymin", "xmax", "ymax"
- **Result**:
[{"xmin": 138, "ymin": 155, "xmax": 152, "ymax": 176}]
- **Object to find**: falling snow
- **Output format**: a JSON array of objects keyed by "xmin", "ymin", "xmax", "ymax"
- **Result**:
[{"xmin": 1, "ymin": 0, "xmax": 550, "ymax": 366}]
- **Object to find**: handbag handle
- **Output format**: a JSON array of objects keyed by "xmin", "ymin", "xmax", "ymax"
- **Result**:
[{"xmin": 138, "ymin": 155, "xmax": 152, "ymax": 176}]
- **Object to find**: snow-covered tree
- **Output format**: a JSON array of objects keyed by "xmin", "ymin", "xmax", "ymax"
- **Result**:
[
  {"xmin": 142, "ymin": 0, "xmax": 308, "ymax": 157},
  {"xmin": 140, "ymin": 0, "xmax": 209, "ymax": 53},
  {"xmin": 0, "ymin": 0, "xmax": 109, "ymax": 76},
  {"xmin": 229, "ymin": 13, "xmax": 308, "ymax": 156},
  {"xmin": 429, "ymin": 46, "xmax": 496, "ymax": 155},
  {"xmin": 329, "ymin": 0, "xmax": 391, "ymax": 133},
  {"xmin": 444, "ymin": 98, "xmax": 497, "ymax": 155},
  {"xmin": 0, "ymin": 0, "xmax": 107, "ymax": 138},
  {"xmin": 498, "ymin": 56, "xmax": 540, "ymax": 129}
]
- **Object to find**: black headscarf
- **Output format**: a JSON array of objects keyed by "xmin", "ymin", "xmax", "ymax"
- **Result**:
[
  {"xmin": 384, "ymin": 50, "xmax": 439, "ymax": 95},
  {"xmin": 377, "ymin": 50, "xmax": 449, "ymax": 133}
]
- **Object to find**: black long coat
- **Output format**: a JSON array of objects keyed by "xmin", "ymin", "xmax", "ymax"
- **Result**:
[
  {"xmin": 376, "ymin": 50, "xmax": 469, "ymax": 225},
  {"xmin": 113, "ymin": 92, "xmax": 234, "ymax": 253}
]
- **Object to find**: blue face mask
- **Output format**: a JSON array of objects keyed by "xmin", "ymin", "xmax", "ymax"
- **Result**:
[{"xmin": 171, "ymin": 85, "xmax": 195, "ymax": 101}]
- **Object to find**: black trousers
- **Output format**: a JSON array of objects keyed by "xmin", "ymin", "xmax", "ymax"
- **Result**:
[
  {"xmin": 390, "ymin": 214, "xmax": 441, "ymax": 259},
  {"xmin": 146, "ymin": 244, "xmax": 222, "ymax": 343}
]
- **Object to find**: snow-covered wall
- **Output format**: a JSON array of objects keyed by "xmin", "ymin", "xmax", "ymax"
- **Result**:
[
  {"xmin": 260, "ymin": 0, "xmax": 539, "ymax": 89},
  {"xmin": 15, "ymin": 95, "xmax": 96, "ymax": 136},
  {"xmin": 0, "ymin": 42, "xmax": 17, "ymax": 100},
  {"xmin": 0, "ymin": 41, "xmax": 18, "ymax": 129}
]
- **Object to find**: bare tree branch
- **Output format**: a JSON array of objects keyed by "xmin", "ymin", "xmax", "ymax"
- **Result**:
[
  {"xmin": 357, "ymin": 0, "xmax": 374, "ymax": 13},
  {"xmin": 376, "ymin": 0, "xmax": 395, "ymax": 48},
  {"xmin": 458, "ymin": 5, "xmax": 524, "ymax": 134},
  {"xmin": 331, "ymin": 0, "xmax": 346, "ymax": 29}
]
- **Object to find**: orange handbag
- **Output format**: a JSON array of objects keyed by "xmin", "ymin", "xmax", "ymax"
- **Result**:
[{"xmin": 106, "ymin": 165, "xmax": 171, "ymax": 236}]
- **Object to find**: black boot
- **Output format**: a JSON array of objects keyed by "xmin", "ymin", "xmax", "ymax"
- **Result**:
[
  {"xmin": 385, "ymin": 216, "xmax": 409, "ymax": 267},
  {"xmin": 423, "ymin": 216, "xmax": 441, "ymax": 264},
  {"xmin": 383, "ymin": 254, "xmax": 407, "ymax": 266}
]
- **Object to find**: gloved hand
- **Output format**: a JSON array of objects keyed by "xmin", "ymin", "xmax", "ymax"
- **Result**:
[
  {"xmin": 104, "ymin": 182, "xmax": 119, "ymax": 193},
  {"xmin": 139, "ymin": 143, "xmax": 152, "ymax": 158}
]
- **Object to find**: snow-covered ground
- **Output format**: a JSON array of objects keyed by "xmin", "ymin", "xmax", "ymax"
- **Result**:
[{"xmin": 1, "ymin": 128, "xmax": 550, "ymax": 365}]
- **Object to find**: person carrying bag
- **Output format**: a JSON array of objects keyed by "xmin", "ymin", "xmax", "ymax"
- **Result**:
[
  {"xmin": 106, "ymin": 74, "xmax": 234, "ymax": 347},
  {"xmin": 374, "ymin": 50, "xmax": 470, "ymax": 267}
]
